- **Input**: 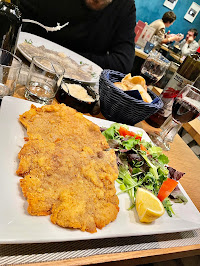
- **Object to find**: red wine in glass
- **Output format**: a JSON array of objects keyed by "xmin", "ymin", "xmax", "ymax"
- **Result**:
[
  {"xmin": 147, "ymin": 84, "xmax": 200, "ymax": 151},
  {"xmin": 172, "ymin": 97, "xmax": 200, "ymax": 123},
  {"xmin": 141, "ymin": 72, "xmax": 159, "ymax": 86}
]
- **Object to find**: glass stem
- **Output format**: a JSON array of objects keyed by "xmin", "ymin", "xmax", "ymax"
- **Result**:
[{"xmin": 160, "ymin": 116, "xmax": 182, "ymax": 143}]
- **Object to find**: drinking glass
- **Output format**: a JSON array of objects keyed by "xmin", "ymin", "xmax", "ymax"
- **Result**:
[
  {"xmin": 0, "ymin": 49, "xmax": 22, "ymax": 104},
  {"xmin": 143, "ymin": 41, "xmax": 154, "ymax": 54},
  {"xmin": 149, "ymin": 84, "xmax": 200, "ymax": 150},
  {"xmin": 150, "ymin": 35, "xmax": 162, "ymax": 50},
  {"xmin": 25, "ymin": 56, "xmax": 65, "ymax": 105},
  {"xmin": 140, "ymin": 51, "xmax": 170, "ymax": 86}
]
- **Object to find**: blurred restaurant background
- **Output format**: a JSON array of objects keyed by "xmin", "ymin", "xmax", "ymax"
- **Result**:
[
  {"xmin": 133, "ymin": 0, "xmax": 200, "ymax": 159},
  {"xmin": 135, "ymin": 0, "xmax": 200, "ymax": 37}
]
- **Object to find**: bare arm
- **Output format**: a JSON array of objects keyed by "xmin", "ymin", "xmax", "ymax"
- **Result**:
[{"xmin": 162, "ymin": 34, "xmax": 184, "ymax": 44}]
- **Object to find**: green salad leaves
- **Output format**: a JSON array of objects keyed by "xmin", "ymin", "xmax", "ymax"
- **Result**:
[{"xmin": 101, "ymin": 123, "xmax": 187, "ymax": 217}]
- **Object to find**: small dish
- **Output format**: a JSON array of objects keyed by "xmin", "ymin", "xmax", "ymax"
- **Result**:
[{"xmin": 55, "ymin": 79, "xmax": 99, "ymax": 113}]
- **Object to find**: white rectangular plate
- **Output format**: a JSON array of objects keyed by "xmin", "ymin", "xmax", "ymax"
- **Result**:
[
  {"xmin": 0, "ymin": 96, "xmax": 200, "ymax": 244},
  {"xmin": 17, "ymin": 32, "xmax": 103, "ymax": 84}
]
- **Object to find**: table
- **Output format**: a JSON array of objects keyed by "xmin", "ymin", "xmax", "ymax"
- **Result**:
[
  {"xmin": 182, "ymin": 119, "xmax": 200, "ymax": 146},
  {"xmin": 135, "ymin": 47, "xmax": 148, "ymax": 60},
  {"xmin": 135, "ymin": 46, "xmax": 183, "ymax": 64},
  {"xmin": 2, "ymin": 56, "xmax": 199, "ymax": 265},
  {"xmin": 6, "ymin": 89, "xmax": 199, "ymax": 266},
  {"xmin": 6, "ymin": 127, "xmax": 199, "ymax": 266},
  {"xmin": 160, "ymin": 45, "xmax": 184, "ymax": 64},
  {"xmin": 134, "ymin": 47, "xmax": 181, "ymax": 76}
]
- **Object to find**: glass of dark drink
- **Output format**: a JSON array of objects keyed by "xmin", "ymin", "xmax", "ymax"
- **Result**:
[
  {"xmin": 150, "ymin": 84, "xmax": 200, "ymax": 150},
  {"xmin": 141, "ymin": 51, "xmax": 170, "ymax": 86}
]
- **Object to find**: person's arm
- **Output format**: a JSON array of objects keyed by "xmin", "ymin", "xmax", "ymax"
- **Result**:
[
  {"xmin": 154, "ymin": 28, "xmax": 181, "ymax": 44},
  {"xmin": 181, "ymin": 41, "xmax": 199, "ymax": 56},
  {"xmin": 162, "ymin": 34, "xmax": 184, "ymax": 44},
  {"xmin": 161, "ymin": 37, "xmax": 170, "ymax": 44},
  {"xmin": 81, "ymin": 0, "xmax": 136, "ymax": 73},
  {"xmin": 154, "ymin": 28, "xmax": 166, "ymax": 43}
]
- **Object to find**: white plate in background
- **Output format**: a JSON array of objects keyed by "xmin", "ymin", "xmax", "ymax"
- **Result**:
[{"xmin": 17, "ymin": 32, "xmax": 103, "ymax": 85}]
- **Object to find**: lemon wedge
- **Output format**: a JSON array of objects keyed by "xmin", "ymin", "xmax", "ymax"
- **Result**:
[{"xmin": 136, "ymin": 188, "xmax": 165, "ymax": 223}]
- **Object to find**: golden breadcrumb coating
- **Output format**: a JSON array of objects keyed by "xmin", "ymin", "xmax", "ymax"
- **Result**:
[{"xmin": 17, "ymin": 104, "xmax": 119, "ymax": 233}]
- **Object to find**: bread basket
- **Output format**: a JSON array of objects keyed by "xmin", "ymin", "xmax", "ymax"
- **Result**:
[{"xmin": 99, "ymin": 69, "xmax": 163, "ymax": 125}]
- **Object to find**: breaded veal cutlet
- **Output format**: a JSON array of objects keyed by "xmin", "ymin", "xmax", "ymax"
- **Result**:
[{"xmin": 16, "ymin": 104, "xmax": 119, "ymax": 233}]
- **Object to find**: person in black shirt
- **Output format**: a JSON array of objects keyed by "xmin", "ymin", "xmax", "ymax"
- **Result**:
[{"xmin": 19, "ymin": 0, "xmax": 136, "ymax": 73}]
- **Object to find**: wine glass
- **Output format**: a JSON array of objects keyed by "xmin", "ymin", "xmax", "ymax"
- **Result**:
[
  {"xmin": 151, "ymin": 35, "xmax": 162, "ymax": 50},
  {"xmin": 149, "ymin": 84, "xmax": 200, "ymax": 150},
  {"xmin": 141, "ymin": 51, "xmax": 170, "ymax": 86}
]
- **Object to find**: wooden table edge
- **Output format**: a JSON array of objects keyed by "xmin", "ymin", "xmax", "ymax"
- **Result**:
[
  {"xmin": 135, "ymin": 47, "xmax": 148, "ymax": 60},
  {"xmin": 16, "ymin": 244, "xmax": 200, "ymax": 266}
]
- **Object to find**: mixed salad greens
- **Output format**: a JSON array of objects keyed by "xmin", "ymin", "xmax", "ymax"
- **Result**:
[{"xmin": 101, "ymin": 123, "xmax": 188, "ymax": 217}]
